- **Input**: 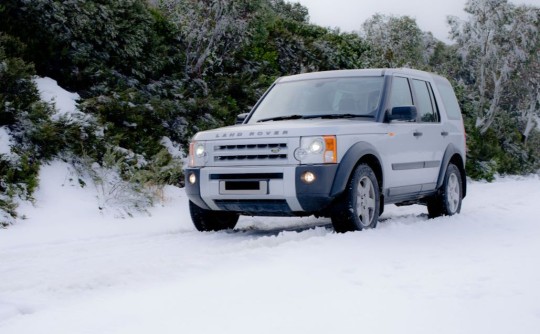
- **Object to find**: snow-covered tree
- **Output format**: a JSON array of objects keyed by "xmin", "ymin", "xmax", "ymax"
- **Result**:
[
  {"xmin": 158, "ymin": 0, "xmax": 254, "ymax": 77},
  {"xmin": 0, "ymin": 0, "xmax": 176, "ymax": 93},
  {"xmin": 360, "ymin": 14, "xmax": 425, "ymax": 68},
  {"xmin": 449, "ymin": 0, "xmax": 539, "ymax": 135},
  {"xmin": 512, "ymin": 6, "xmax": 540, "ymax": 144}
]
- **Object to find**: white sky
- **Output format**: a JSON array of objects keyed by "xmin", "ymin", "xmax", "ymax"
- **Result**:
[{"xmin": 295, "ymin": 0, "xmax": 540, "ymax": 43}]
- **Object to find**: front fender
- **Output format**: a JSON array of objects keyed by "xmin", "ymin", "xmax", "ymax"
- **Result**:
[{"xmin": 330, "ymin": 142, "xmax": 383, "ymax": 197}]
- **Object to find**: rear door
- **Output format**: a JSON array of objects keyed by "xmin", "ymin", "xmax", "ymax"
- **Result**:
[{"xmin": 409, "ymin": 79, "xmax": 447, "ymax": 192}]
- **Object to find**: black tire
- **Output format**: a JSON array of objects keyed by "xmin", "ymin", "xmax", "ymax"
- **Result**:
[
  {"xmin": 427, "ymin": 163, "xmax": 463, "ymax": 218},
  {"xmin": 331, "ymin": 164, "xmax": 380, "ymax": 233},
  {"xmin": 189, "ymin": 201, "xmax": 239, "ymax": 231}
]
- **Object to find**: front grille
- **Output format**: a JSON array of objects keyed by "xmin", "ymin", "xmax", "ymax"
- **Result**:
[
  {"xmin": 215, "ymin": 154, "xmax": 287, "ymax": 161},
  {"xmin": 215, "ymin": 143, "xmax": 287, "ymax": 151},
  {"xmin": 212, "ymin": 142, "xmax": 289, "ymax": 164}
]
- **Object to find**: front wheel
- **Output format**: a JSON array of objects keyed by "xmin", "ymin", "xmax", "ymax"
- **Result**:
[
  {"xmin": 427, "ymin": 163, "xmax": 463, "ymax": 218},
  {"xmin": 189, "ymin": 201, "xmax": 239, "ymax": 231},
  {"xmin": 331, "ymin": 164, "xmax": 380, "ymax": 233}
]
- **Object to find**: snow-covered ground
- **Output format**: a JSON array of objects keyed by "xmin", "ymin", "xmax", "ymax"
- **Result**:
[{"xmin": 1, "ymin": 161, "xmax": 539, "ymax": 334}]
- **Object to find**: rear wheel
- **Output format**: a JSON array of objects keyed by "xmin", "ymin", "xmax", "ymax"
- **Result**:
[
  {"xmin": 331, "ymin": 164, "xmax": 380, "ymax": 233},
  {"xmin": 189, "ymin": 201, "xmax": 239, "ymax": 231},
  {"xmin": 427, "ymin": 163, "xmax": 463, "ymax": 218}
]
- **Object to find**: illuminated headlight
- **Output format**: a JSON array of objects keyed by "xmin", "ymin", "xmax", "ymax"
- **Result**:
[
  {"xmin": 189, "ymin": 141, "xmax": 207, "ymax": 167},
  {"xmin": 195, "ymin": 143, "xmax": 205, "ymax": 158},
  {"xmin": 294, "ymin": 136, "xmax": 337, "ymax": 164},
  {"xmin": 308, "ymin": 139, "xmax": 324, "ymax": 154}
]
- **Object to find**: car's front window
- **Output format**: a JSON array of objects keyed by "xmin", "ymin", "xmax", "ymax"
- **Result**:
[{"xmin": 248, "ymin": 77, "xmax": 384, "ymax": 123}]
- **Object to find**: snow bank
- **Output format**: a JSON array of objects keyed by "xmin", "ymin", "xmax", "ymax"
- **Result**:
[
  {"xmin": 33, "ymin": 77, "xmax": 83, "ymax": 121},
  {"xmin": 4, "ymin": 161, "xmax": 186, "ymax": 246}
]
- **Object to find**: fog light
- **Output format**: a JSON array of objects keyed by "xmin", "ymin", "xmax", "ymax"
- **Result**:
[
  {"xmin": 301, "ymin": 171, "xmax": 316, "ymax": 184},
  {"xmin": 188, "ymin": 173, "xmax": 197, "ymax": 184}
]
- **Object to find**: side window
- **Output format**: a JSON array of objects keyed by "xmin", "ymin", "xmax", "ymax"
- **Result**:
[
  {"xmin": 427, "ymin": 84, "xmax": 441, "ymax": 120},
  {"xmin": 390, "ymin": 77, "xmax": 413, "ymax": 108},
  {"xmin": 412, "ymin": 80, "xmax": 439, "ymax": 123},
  {"xmin": 434, "ymin": 76, "xmax": 462, "ymax": 120}
]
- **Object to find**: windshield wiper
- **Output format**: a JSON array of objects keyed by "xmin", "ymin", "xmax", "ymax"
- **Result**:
[
  {"xmin": 303, "ymin": 113, "xmax": 373, "ymax": 119},
  {"xmin": 257, "ymin": 115, "xmax": 304, "ymax": 122},
  {"xmin": 257, "ymin": 113, "xmax": 373, "ymax": 123}
]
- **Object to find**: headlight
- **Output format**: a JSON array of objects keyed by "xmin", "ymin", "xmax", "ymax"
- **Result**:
[
  {"xmin": 308, "ymin": 139, "xmax": 324, "ymax": 154},
  {"xmin": 294, "ymin": 136, "xmax": 337, "ymax": 164},
  {"xmin": 195, "ymin": 143, "xmax": 205, "ymax": 158},
  {"xmin": 189, "ymin": 141, "xmax": 207, "ymax": 167}
]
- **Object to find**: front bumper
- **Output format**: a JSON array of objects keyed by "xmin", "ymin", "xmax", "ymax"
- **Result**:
[{"xmin": 185, "ymin": 164, "xmax": 339, "ymax": 216}]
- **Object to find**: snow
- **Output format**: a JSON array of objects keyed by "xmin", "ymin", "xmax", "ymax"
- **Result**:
[
  {"xmin": 33, "ymin": 77, "xmax": 83, "ymax": 121},
  {"xmin": 1, "ymin": 161, "xmax": 540, "ymax": 334},
  {"xmin": 0, "ymin": 126, "xmax": 11, "ymax": 156},
  {"xmin": 161, "ymin": 136, "xmax": 185, "ymax": 159}
]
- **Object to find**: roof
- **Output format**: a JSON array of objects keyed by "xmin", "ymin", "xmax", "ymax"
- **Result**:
[{"xmin": 276, "ymin": 68, "xmax": 439, "ymax": 83}]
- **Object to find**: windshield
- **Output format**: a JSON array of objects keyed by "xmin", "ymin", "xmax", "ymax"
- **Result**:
[{"xmin": 248, "ymin": 77, "xmax": 384, "ymax": 123}]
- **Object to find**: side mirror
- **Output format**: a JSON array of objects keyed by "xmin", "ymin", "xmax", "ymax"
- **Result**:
[
  {"xmin": 236, "ymin": 113, "xmax": 249, "ymax": 124},
  {"xmin": 388, "ymin": 106, "xmax": 417, "ymax": 122}
]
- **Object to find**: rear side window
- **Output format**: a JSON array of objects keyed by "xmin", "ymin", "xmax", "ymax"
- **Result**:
[{"xmin": 434, "ymin": 76, "xmax": 462, "ymax": 120}]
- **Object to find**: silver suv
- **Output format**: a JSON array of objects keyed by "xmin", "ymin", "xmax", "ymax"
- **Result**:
[{"xmin": 185, "ymin": 69, "xmax": 467, "ymax": 232}]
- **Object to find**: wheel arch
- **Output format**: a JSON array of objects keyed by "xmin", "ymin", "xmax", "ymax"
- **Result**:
[
  {"xmin": 438, "ymin": 144, "xmax": 467, "ymax": 198},
  {"xmin": 330, "ymin": 142, "xmax": 384, "ymax": 198}
]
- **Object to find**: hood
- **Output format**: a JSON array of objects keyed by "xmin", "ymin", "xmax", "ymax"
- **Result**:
[{"xmin": 192, "ymin": 119, "xmax": 385, "ymax": 141}]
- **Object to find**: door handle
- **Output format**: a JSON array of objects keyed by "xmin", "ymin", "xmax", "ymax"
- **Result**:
[
  {"xmin": 413, "ymin": 131, "xmax": 423, "ymax": 137},
  {"xmin": 441, "ymin": 131, "xmax": 449, "ymax": 137}
]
